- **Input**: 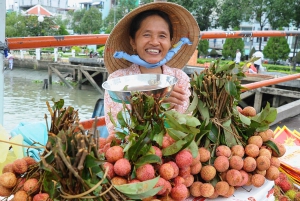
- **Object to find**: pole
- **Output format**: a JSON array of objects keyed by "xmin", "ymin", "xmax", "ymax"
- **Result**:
[{"xmin": 0, "ymin": 0, "xmax": 6, "ymax": 125}]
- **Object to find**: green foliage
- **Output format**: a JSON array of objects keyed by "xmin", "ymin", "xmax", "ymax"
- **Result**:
[
  {"xmin": 71, "ymin": 46, "xmax": 82, "ymax": 56},
  {"xmin": 249, "ymin": 47, "xmax": 256, "ymax": 58},
  {"xmin": 97, "ymin": 46, "xmax": 105, "ymax": 57},
  {"xmin": 222, "ymin": 38, "xmax": 244, "ymax": 59},
  {"xmin": 57, "ymin": 24, "xmax": 69, "ymax": 35},
  {"xmin": 294, "ymin": 51, "xmax": 300, "ymax": 63},
  {"xmin": 263, "ymin": 37, "xmax": 290, "ymax": 63},
  {"xmin": 198, "ymin": 40, "xmax": 209, "ymax": 56}
]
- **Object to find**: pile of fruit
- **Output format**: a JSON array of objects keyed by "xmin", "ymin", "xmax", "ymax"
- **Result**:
[
  {"xmin": 0, "ymin": 60, "xmax": 287, "ymax": 200},
  {"xmin": 274, "ymin": 172, "xmax": 300, "ymax": 201},
  {"xmin": 95, "ymin": 61, "xmax": 286, "ymax": 200}
]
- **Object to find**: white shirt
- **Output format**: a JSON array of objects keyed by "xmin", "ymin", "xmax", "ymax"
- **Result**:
[
  {"xmin": 253, "ymin": 51, "xmax": 264, "ymax": 66},
  {"xmin": 235, "ymin": 52, "xmax": 241, "ymax": 63}
]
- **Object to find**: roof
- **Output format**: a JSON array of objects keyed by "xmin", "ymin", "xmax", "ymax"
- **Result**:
[{"xmin": 25, "ymin": 4, "xmax": 53, "ymax": 17}]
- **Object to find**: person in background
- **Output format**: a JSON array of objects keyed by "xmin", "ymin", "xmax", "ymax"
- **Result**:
[
  {"xmin": 6, "ymin": 52, "xmax": 14, "ymax": 70},
  {"xmin": 246, "ymin": 63, "xmax": 257, "ymax": 74},
  {"xmin": 103, "ymin": 2, "xmax": 200, "ymax": 137},
  {"xmin": 235, "ymin": 49, "xmax": 241, "ymax": 64},
  {"xmin": 252, "ymin": 50, "xmax": 264, "ymax": 72}
]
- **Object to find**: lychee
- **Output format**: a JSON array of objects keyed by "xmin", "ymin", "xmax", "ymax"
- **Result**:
[
  {"xmin": 2, "ymin": 163, "xmax": 14, "ymax": 174},
  {"xmin": 251, "ymin": 174, "xmax": 265, "ymax": 187},
  {"xmin": 190, "ymin": 161, "xmax": 202, "ymax": 175},
  {"xmin": 0, "ymin": 185, "xmax": 12, "ymax": 196},
  {"xmin": 216, "ymin": 145, "xmax": 231, "ymax": 157},
  {"xmin": 200, "ymin": 183, "xmax": 215, "ymax": 198},
  {"xmin": 111, "ymin": 176, "xmax": 127, "ymax": 185},
  {"xmin": 231, "ymin": 145, "xmax": 244, "ymax": 157},
  {"xmin": 136, "ymin": 164, "xmax": 155, "ymax": 181},
  {"xmin": 105, "ymin": 146, "xmax": 124, "ymax": 163},
  {"xmin": 170, "ymin": 184, "xmax": 189, "ymax": 200},
  {"xmin": 113, "ymin": 158, "xmax": 131, "ymax": 177},
  {"xmin": 258, "ymin": 131, "xmax": 272, "ymax": 142},
  {"xmin": 200, "ymin": 165, "xmax": 216, "ymax": 181},
  {"xmin": 229, "ymin": 155, "xmax": 244, "ymax": 170},
  {"xmin": 23, "ymin": 156, "xmax": 37, "ymax": 166},
  {"xmin": 175, "ymin": 149, "xmax": 193, "ymax": 168},
  {"xmin": 223, "ymin": 186, "xmax": 235, "ymax": 198},
  {"xmin": 167, "ymin": 161, "xmax": 179, "ymax": 179},
  {"xmin": 183, "ymin": 174, "xmax": 194, "ymax": 187},
  {"xmin": 226, "ymin": 169, "xmax": 242, "ymax": 186},
  {"xmin": 215, "ymin": 181, "xmax": 229, "ymax": 196},
  {"xmin": 154, "ymin": 177, "xmax": 167, "ymax": 195},
  {"xmin": 256, "ymin": 155, "xmax": 271, "ymax": 171},
  {"xmin": 245, "ymin": 144, "xmax": 260, "ymax": 158},
  {"xmin": 159, "ymin": 163, "xmax": 174, "ymax": 180},
  {"xmin": 151, "ymin": 146, "xmax": 162, "ymax": 159},
  {"xmin": 237, "ymin": 170, "xmax": 249, "ymax": 187},
  {"xmin": 102, "ymin": 162, "xmax": 115, "ymax": 179},
  {"xmin": 189, "ymin": 181, "xmax": 202, "ymax": 197},
  {"xmin": 243, "ymin": 156, "xmax": 257, "ymax": 172},
  {"xmin": 0, "ymin": 172, "xmax": 17, "ymax": 188},
  {"xmin": 272, "ymin": 142, "xmax": 286, "ymax": 157},
  {"xmin": 248, "ymin": 136, "xmax": 263, "ymax": 148},
  {"xmin": 23, "ymin": 178, "xmax": 39, "ymax": 194},
  {"xmin": 242, "ymin": 106, "xmax": 256, "ymax": 117},
  {"xmin": 179, "ymin": 166, "xmax": 191, "ymax": 178},
  {"xmin": 12, "ymin": 158, "xmax": 28, "ymax": 174},
  {"xmin": 270, "ymin": 156, "xmax": 281, "ymax": 168},
  {"xmin": 214, "ymin": 156, "xmax": 229, "ymax": 172},
  {"xmin": 33, "ymin": 193, "xmax": 50, "ymax": 201},
  {"xmin": 265, "ymin": 165, "xmax": 279, "ymax": 181},
  {"xmin": 259, "ymin": 148, "xmax": 272, "ymax": 159},
  {"xmin": 173, "ymin": 176, "xmax": 185, "ymax": 186},
  {"xmin": 198, "ymin": 147, "xmax": 210, "ymax": 162},
  {"xmin": 14, "ymin": 190, "xmax": 30, "ymax": 201}
]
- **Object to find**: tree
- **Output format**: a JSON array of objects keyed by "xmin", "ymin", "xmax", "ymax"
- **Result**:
[
  {"xmin": 217, "ymin": 0, "xmax": 248, "ymax": 29},
  {"xmin": 70, "ymin": 9, "xmax": 86, "ymax": 34},
  {"xmin": 249, "ymin": 47, "xmax": 256, "ymax": 58},
  {"xmin": 198, "ymin": 40, "xmax": 209, "ymax": 56},
  {"xmin": 209, "ymin": 49, "xmax": 218, "ymax": 58},
  {"xmin": 263, "ymin": 37, "xmax": 290, "ymax": 64},
  {"xmin": 5, "ymin": 12, "xmax": 28, "ymax": 37},
  {"xmin": 81, "ymin": 7, "xmax": 102, "ymax": 34},
  {"xmin": 293, "ymin": 51, "xmax": 300, "ymax": 63},
  {"xmin": 222, "ymin": 38, "xmax": 244, "ymax": 60}
]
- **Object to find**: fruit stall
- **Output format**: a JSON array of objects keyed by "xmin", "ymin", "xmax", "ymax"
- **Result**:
[{"xmin": 1, "ymin": 60, "xmax": 299, "ymax": 201}]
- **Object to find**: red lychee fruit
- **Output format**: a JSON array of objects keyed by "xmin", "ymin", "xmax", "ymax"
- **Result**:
[
  {"xmin": 200, "ymin": 165, "xmax": 216, "ymax": 181},
  {"xmin": 245, "ymin": 144, "xmax": 260, "ymax": 158},
  {"xmin": 0, "ymin": 172, "xmax": 17, "ymax": 188},
  {"xmin": 23, "ymin": 156, "xmax": 37, "ymax": 166},
  {"xmin": 175, "ymin": 149, "xmax": 193, "ymax": 168},
  {"xmin": 136, "ymin": 164, "xmax": 155, "ymax": 181},
  {"xmin": 154, "ymin": 177, "xmax": 167, "ymax": 195},
  {"xmin": 258, "ymin": 131, "xmax": 272, "ymax": 142},
  {"xmin": 259, "ymin": 148, "xmax": 272, "ymax": 159},
  {"xmin": 183, "ymin": 174, "xmax": 194, "ymax": 187},
  {"xmin": 229, "ymin": 155, "xmax": 244, "ymax": 170},
  {"xmin": 102, "ymin": 162, "xmax": 115, "ymax": 179},
  {"xmin": 248, "ymin": 135, "xmax": 263, "ymax": 148},
  {"xmin": 215, "ymin": 181, "xmax": 229, "ymax": 196},
  {"xmin": 265, "ymin": 165, "xmax": 279, "ymax": 181},
  {"xmin": 161, "ymin": 180, "xmax": 172, "ymax": 197},
  {"xmin": 243, "ymin": 156, "xmax": 257, "ymax": 172},
  {"xmin": 173, "ymin": 176, "xmax": 185, "ymax": 186},
  {"xmin": 226, "ymin": 169, "xmax": 242, "ymax": 186},
  {"xmin": 214, "ymin": 155, "xmax": 229, "ymax": 172},
  {"xmin": 159, "ymin": 163, "xmax": 174, "ymax": 181},
  {"xmin": 12, "ymin": 158, "xmax": 28, "ymax": 174},
  {"xmin": 237, "ymin": 106, "xmax": 243, "ymax": 113},
  {"xmin": 170, "ymin": 184, "xmax": 189, "ymax": 200},
  {"xmin": 231, "ymin": 145, "xmax": 245, "ymax": 157},
  {"xmin": 23, "ymin": 178, "xmax": 39, "ymax": 194},
  {"xmin": 200, "ymin": 183, "xmax": 215, "ymax": 198},
  {"xmin": 167, "ymin": 161, "xmax": 179, "ymax": 179},
  {"xmin": 251, "ymin": 174, "xmax": 265, "ymax": 187},
  {"xmin": 279, "ymin": 180, "xmax": 293, "ymax": 192},
  {"xmin": 128, "ymin": 179, "xmax": 140, "ymax": 184},
  {"xmin": 223, "ymin": 186, "xmax": 235, "ymax": 198},
  {"xmin": 105, "ymin": 146, "xmax": 124, "ymax": 163},
  {"xmin": 270, "ymin": 157, "xmax": 281, "ymax": 168},
  {"xmin": 2, "ymin": 163, "xmax": 14, "ymax": 173},
  {"xmin": 189, "ymin": 181, "xmax": 202, "ymax": 197},
  {"xmin": 179, "ymin": 166, "xmax": 191, "ymax": 178},
  {"xmin": 152, "ymin": 146, "xmax": 162, "ymax": 159},
  {"xmin": 198, "ymin": 147, "xmax": 210, "ymax": 162},
  {"xmin": 111, "ymin": 176, "xmax": 127, "ymax": 185},
  {"xmin": 272, "ymin": 142, "xmax": 286, "ymax": 157},
  {"xmin": 190, "ymin": 161, "xmax": 202, "ymax": 175},
  {"xmin": 33, "ymin": 193, "xmax": 50, "ymax": 201},
  {"xmin": 237, "ymin": 170, "xmax": 249, "ymax": 187},
  {"xmin": 14, "ymin": 190, "xmax": 30, "ymax": 201},
  {"xmin": 191, "ymin": 153, "xmax": 200, "ymax": 166},
  {"xmin": 256, "ymin": 155, "xmax": 271, "ymax": 171},
  {"xmin": 242, "ymin": 106, "xmax": 256, "ymax": 117},
  {"xmin": 216, "ymin": 145, "xmax": 231, "ymax": 157},
  {"xmin": 113, "ymin": 158, "xmax": 131, "ymax": 177},
  {"xmin": 0, "ymin": 185, "xmax": 12, "ymax": 196}
]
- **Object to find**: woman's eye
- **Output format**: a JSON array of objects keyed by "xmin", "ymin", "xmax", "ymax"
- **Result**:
[
  {"xmin": 143, "ymin": 34, "xmax": 150, "ymax": 37},
  {"xmin": 160, "ymin": 35, "xmax": 167, "ymax": 38}
]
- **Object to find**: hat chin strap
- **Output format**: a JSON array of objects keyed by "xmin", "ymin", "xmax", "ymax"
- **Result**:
[{"xmin": 113, "ymin": 37, "xmax": 192, "ymax": 69}]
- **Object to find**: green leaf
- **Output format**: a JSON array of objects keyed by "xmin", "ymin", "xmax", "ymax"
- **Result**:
[
  {"xmin": 252, "ymin": 102, "xmax": 277, "ymax": 125},
  {"xmin": 117, "ymin": 111, "xmax": 127, "ymax": 127},
  {"xmin": 134, "ymin": 154, "xmax": 162, "ymax": 168},
  {"xmin": 225, "ymin": 81, "xmax": 237, "ymax": 97},
  {"xmin": 153, "ymin": 130, "xmax": 164, "ymax": 147},
  {"xmin": 162, "ymin": 133, "xmax": 194, "ymax": 156},
  {"xmin": 167, "ymin": 128, "xmax": 187, "ymax": 141},
  {"xmin": 264, "ymin": 140, "xmax": 279, "ymax": 155},
  {"xmin": 195, "ymin": 120, "xmax": 212, "ymax": 143},
  {"xmin": 223, "ymin": 125, "xmax": 238, "ymax": 147},
  {"xmin": 208, "ymin": 124, "xmax": 218, "ymax": 143},
  {"xmin": 197, "ymin": 100, "xmax": 210, "ymax": 122},
  {"xmin": 123, "ymin": 187, "xmax": 162, "ymax": 199},
  {"xmin": 238, "ymin": 112, "xmax": 251, "ymax": 125},
  {"xmin": 85, "ymin": 154, "xmax": 102, "ymax": 168},
  {"xmin": 187, "ymin": 141, "xmax": 199, "ymax": 158},
  {"xmin": 113, "ymin": 176, "xmax": 160, "ymax": 195},
  {"xmin": 216, "ymin": 63, "xmax": 230, "ymax": 73},
  {"xmin": 186, "ymin": 90, "xmax": 199, "ymax": 114},
  {"xmin": 43, "ymin": 171, "xmax": 60, "ymax": 199}
]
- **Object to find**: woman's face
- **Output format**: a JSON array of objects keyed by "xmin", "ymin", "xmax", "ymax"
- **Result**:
[{"xmin": 130, "ymin": 15, "xmax": 172, "ymax": 64}]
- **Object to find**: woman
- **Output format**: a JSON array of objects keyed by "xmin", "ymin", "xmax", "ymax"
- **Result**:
[{"xmin": 103, "ymin": 2, "xmax": 200, "ymax": 136}]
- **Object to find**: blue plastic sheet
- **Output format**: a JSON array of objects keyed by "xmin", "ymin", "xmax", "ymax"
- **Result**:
[{"xmin": 10, "ymin": 122, "xmax": 48, "ymax": 161}]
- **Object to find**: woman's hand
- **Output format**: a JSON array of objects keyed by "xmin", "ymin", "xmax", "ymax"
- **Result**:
[{"xmin": 163, "ymin": 85, "xmax": 186, "ymax": 108}]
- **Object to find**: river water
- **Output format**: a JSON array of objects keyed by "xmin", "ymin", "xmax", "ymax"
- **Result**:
[{"xmin": 3, "ymin": 68, "xmax": 102, "ymax": 132}]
